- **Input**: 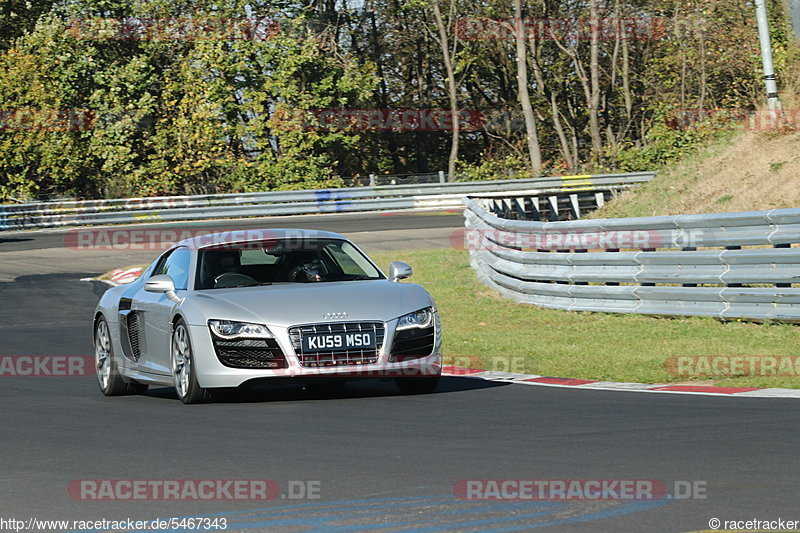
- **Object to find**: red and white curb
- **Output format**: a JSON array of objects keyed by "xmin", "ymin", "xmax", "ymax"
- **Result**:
[
  {"xmin": 441, "ymin": 366, "xmax": 800, "ymax": 398},
  {"xmin": 81, "ymin": 266, "xmax": 144, "ymax": 286}
]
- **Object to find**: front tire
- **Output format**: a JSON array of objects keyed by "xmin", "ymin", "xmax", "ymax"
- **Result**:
[
  {"xmin": 94, "ymin": 317, "xmax": 148, "ymax": 396},
  {"xmin": 395, "ymin": 376, "xmax": 441, "ymax": 394},
  {"xmin": 171, "ymin": 319, "xmax": 209, "ymax": 404}
]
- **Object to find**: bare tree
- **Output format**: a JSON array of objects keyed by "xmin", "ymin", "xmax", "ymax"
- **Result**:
[
  {"xmin": 529, "ymin": 21, "xmax": 577, "ymax": 170},
  {"xmin": 587, "ymin": 0, "xmax": 603, "ymax": 159},
  {"xmin": 432, "ymin": 0, "xmax": 460, "ymax": 181},
  {"xmin": 513, "ymin": 0, "xmax": 542, "ymax": 175}
]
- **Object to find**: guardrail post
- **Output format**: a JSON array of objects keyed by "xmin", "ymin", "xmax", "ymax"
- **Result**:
[
  {"xmin": 594, "ymin": 191, "xmax": 605, "ymax": 209},
  {"xmin": 547, "ymin": 195, "xmax": 559, "ymax": 222},
  {"xmin": 775, "ymin": 243, "xmax": 792, "ymax": 287},
  {"xmin": 529, "ymin": 196, "xmax": 541, "ymax": 221},
  {"xmin": 574, "ymin": 249, "xmax": 588, "ymax": 285},
  {"xmin": 641, "ymin": 248, "xmax": 656, "ymax": 286},
  {"xmin": 569, "ymin": 194, "xmax": 581, "ymax": 220},
  {"xmin": 513, "ymin": 197, "xmax": 526, "ymax": 220},
  {"xmin": 681, "ymin": 247, "xmax": 697, "ymax": 287},
  {"xmin": 502, "ymin": 198, "xmax": 513, "ymax": 219},
  {"xmin": 438, "ymin": 170, "xmax": 446, "ymax": 184},
  {"xmin": 606, "ymin": 249, "xmax": 620, "ymax": 285},
  {"xmin": 725, "ymin": 246, "xmax": 743, "ymax": 287},
  {"xmin": 369, "ymin": 174, "xmax": 376, "ymax": 187}
]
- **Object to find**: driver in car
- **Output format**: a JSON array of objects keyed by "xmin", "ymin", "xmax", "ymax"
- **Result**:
[
  {"xmin": 201, "ymin": 250, "xmax": 242, "ymax": 288},
  {"xmin": 293, "ymin": 258, "xmax": 327, "ymax": 282}
]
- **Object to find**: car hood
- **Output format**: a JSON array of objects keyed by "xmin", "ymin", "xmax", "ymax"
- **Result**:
[{"xmin": 187, "ymin": 280, "xmax": 434, "ymax": 328}]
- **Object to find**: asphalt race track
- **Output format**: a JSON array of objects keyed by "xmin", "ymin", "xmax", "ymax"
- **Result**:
[{"xmin": 1, "ymin": 211, "xmax": 799, "ymax": 533}]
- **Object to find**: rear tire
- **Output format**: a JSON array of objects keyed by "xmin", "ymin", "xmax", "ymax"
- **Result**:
[
  {"xmin": 395, "ymin": 376, "xmax": 440, "ymax": 394},
  {"xmin": 171, "ymin": 319, "xmax": 210, "ymax": 404},
  {"xmin": 95, "ymin": 317, "xmax": 148, "ymax": 396}
]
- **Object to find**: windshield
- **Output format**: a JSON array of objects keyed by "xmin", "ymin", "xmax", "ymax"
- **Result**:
[{"xmin": 195, "ymin": 238, "xmax": 384, "ymax": 289}]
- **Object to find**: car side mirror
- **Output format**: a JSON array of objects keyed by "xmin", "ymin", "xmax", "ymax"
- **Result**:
[
  {"xmin": 144, "ymin": 274, "xmax": 181, "ymax": 302},
  {"xmin": 389, "ymin": 261, "xmax": 413, "ymax": 282}
]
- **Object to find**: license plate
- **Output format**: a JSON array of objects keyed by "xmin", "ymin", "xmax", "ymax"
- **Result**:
[{"xmin": 302, "ymin": 332, "xmax": 376, "ymax": 352}]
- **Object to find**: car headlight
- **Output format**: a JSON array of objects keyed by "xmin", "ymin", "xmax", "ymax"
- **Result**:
[
  {"xmin": 396, "ymin": 307, "xmax": 435, "ymax": 331},
  {"xmin": 208, "ymin": 319, "xmax": 274, "ymax": 339}
]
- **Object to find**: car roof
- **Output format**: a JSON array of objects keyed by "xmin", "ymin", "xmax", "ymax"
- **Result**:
[{"xmin": 175, "ymin": 228, "xmax": 348, "ymax": 251}]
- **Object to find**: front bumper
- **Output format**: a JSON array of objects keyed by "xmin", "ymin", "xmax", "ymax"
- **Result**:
[{"xmin": 189, "ymin": 318, "xmax": 442, "ymax": 389}]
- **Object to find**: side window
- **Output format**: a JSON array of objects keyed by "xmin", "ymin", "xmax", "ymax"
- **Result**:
[{"xmin": 153, "ymin": 247, "xmax": 191, "ymax": 290}]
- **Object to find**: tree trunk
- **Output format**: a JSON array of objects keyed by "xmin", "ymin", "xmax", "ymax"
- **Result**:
[
  {"xmin": 529, "ymin": 36, "xmax": 575, "ymax": 170},
  {"xmin": 587, "ymin": 0, "xmax": 603, "ymax": 161},
  {"xmin": 697, "ymin": 19, "xmax": 707, "ymax": 110},
  {"xmin": 514, "ymin": 0, "xmax": 542, "ymax": 176},
  {"xmin": 432, "ymin": 0, "xmax": 459, "ymax": 182}
]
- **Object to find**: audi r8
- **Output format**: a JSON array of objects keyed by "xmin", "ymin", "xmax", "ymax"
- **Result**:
[{"xmin": 92, "ymin": 229, "xmax": 442, "ymax": 403}]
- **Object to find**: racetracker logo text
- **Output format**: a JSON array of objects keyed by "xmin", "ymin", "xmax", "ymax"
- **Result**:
[
  {"xmin": 66, "ymin": 17, "xmax": 280, "ymax": 41},
  {"xmin": 64, "ymin": 229, "xmax": 336, "ymax": 251},
  {"xmin": 458, "ymin": 228, "xmax": 668, "ymax": 251},
  {"xmin": 271, "ymin": 108, "xmax": 485, "ymax": 132},
  {"xmin": 0, "ymin": 109, "xmax": 95, "ymax": 131},
  {"xmin": 454, "ymin": 479, "xmax": 707, "ymax": 501},
  {"xmin": 455, "ymin": 17, "xmax": 665, "ymax": 41},
  {"xmin": 665, "ymin": 108, "xmax": 800, "ymax": 132},
  {"xmin": 67, "ymin": 479, "xmax": 283, "ymax": 501},
  {"xmin": 0, "ymin": 356, "xmax": 95, "ymax": 377},
  {"xmin": 666, "ymin": 355, "xmax": 800, "ymax": 377}
]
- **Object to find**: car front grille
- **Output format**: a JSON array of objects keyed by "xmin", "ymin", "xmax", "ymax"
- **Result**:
[
  {"xmin": 288, "ymin": 322, "xmax": 385, "ymax": 367},
  {"xmin": 212, "ymin": 338, "xmax": 288, "ymax": 369},
  {"xmin": 389, "ymin": 325, "xmax": 436, "ymax": 362}
]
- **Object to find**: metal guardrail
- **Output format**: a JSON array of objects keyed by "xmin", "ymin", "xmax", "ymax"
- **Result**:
[
  {"xmin": 464, "ymin": 194, "xmax": 800, "ymax": 322},
  {"xmin": 0, "ymin": 172, "xmax": 653, "ymax": 231},
  {"xmin": 342, "ymin": 171, "xmax": 448, "ymax": 187}
]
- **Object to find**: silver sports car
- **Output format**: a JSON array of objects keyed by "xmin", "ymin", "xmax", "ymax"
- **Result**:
[{"xmin": 93, "ymin": 229, "xmax": 442, "ymax": 403}]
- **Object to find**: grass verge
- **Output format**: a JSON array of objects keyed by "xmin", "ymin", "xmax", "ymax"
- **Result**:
[
  {"xmin": 373, "ymin": 247, "xmax": 800, "ymax": 389},
  {"xmin": 592, "ymin": 129, "xmax": 800, "ymax": 218}
]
